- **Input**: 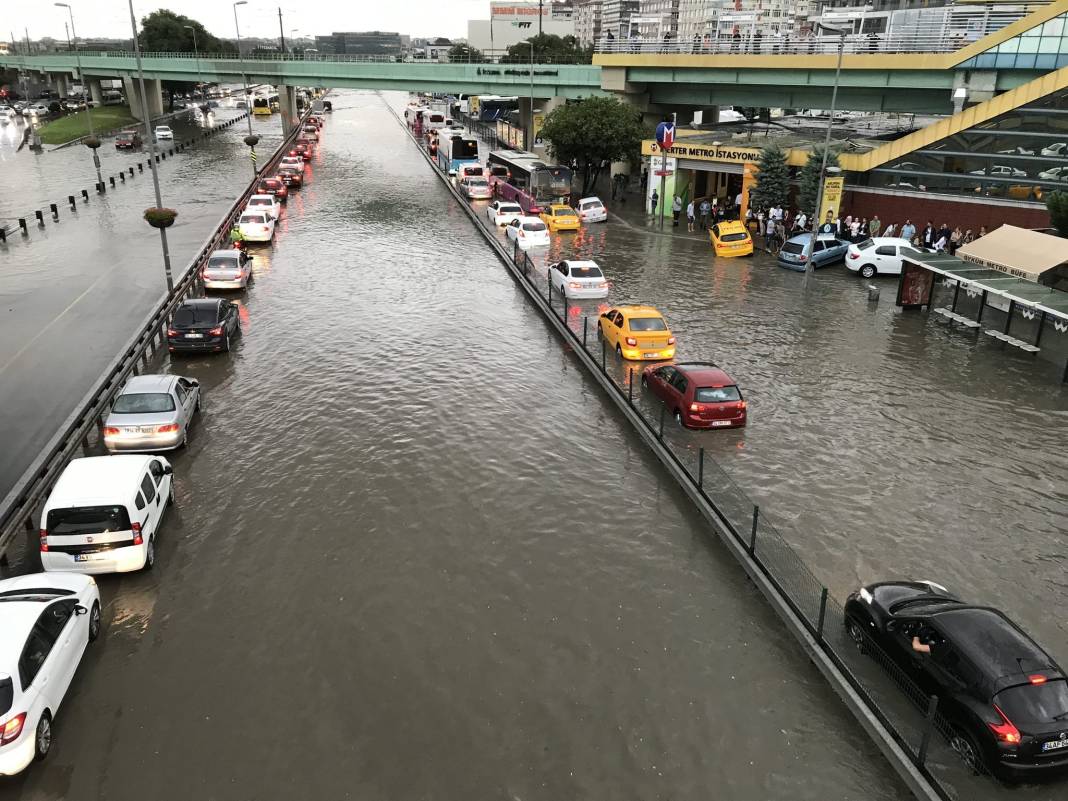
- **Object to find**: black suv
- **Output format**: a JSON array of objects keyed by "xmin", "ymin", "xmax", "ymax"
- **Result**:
[
  {"xmin": 167, "ymin": 299, "xmax": 240, "ymax": 354},
  {"xmin": 845, "ymin": 581, "xmax": 1068, "ymax": 780}
]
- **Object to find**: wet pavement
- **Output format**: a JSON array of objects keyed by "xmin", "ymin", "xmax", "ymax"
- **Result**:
[
  {"xmin": 0, "ymin": 103, "xmax": 284, "ymax": 500},
  {"xmin": 0, "ymin": 91, "xmax": 907, "ymax": 799}
]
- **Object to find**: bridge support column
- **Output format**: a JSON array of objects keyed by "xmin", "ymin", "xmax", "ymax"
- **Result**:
[
  {"xmin": 279, "ymin": 84, "xmax": 299, "ymax": 135},
  {"xmin": 609, "ymin": 92, "xmax": 652, "ymax": 184},
  {"xmin": 123, "ymin": 76, "xmax": 164, "ymax": 121},
  {"xmin": 87, "ymin": 77, "xmax": 104, "ymax": 106},
  {"xmin": 51, "ymin": 73, "xmax": 70, "ymax": 99}
]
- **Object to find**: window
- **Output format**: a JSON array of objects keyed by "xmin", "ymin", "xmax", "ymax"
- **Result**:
[
  {"xmin": 721, "ymin": 232, "xmax": 749, "ymax": 242},
  {"xmin": 813, "ymin": 241, "xmax": 826, "ymax": 252},
  {"xmin": 37, "ymin": 600, "xmax": 75, "ymax": 642},
  {"xmin": 207, "ymin": 256, "xmax": 240, "ymax": 270},
  {"xmin": 995, "ymin": 680, "xmax": 1068, "ymax": 724},
  {"xmin": 856, "ymin": 238, "xmax": 875, "ymax": 251},
  {"xmin": 240, "ymin": 214, "xmax": 266, "ymax": 224},
  {"xmin": 670, "ymin": 374, "xmax": 688, "ymax": 393},
  {"xmin": 711, "ymin": 225, "xmax": 720, "ymax": 237},
  {"xmin": 19, "ymin": 624, "xmax": 57, "ymax": 689},
  {"xmin": 112, "ymin": 393, "xmax": 175, "ymax": 414},
  {"xmin": 696, "ymin": 386, "xmax": 741, "ymax": 402},
  {"xmin": 47, "ymin": 506, "xmax": 131, "ymax": 536},
  {"xmin": 175, "ymin": 384, "xmax": 187, "ymax": 405},
  {"xmin": 522, "ymin": 222, "xmax": 546, "ymax": 232},
  {"xmin": 613, "ymin": 312, "xmax": 624, "ymax": 327},
  {"xmin": 875, "ymin": 245, "xmax": 897, "ymax": 256},
  {"xmin": 628, "ymin": 317, "xmax": 667, "ymax": 332},
  {"xmin": 140, "ymin": 475, "xmax": 156, "ymax": 505},
  {"xmin": 658, "ymin": 366, "xmax": 677, "ymax": 383},
  {"xmin": 135, "ymin": 491, "xmax": 146, "ymax": 511},
  {"xmin": 173, "ymin": 305, "xmax": 219, "ymax": 327},
  {"xmin": 571, "ymin": 266, "xmax": 603, "ymax": 278},
  {"xmin": 556, "ymin": 263, "xmax": 569, "ymax": 276},
  {"xmin": 0, "ymin": 676, "xmax": 11, "ymax": 717},
  {"xmin": 149, "ymin": 460, "xmax": 164, "ymax": 483},
  {"xmin": 781, "ymin": 242, "xmax": 804, "ymax": 255}
]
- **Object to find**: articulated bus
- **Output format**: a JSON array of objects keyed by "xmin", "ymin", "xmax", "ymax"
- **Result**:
[
  {"xmin": 436, "ymin": 135, "xmax": 480, "ymax": 176},
  {"xmin": 252, "ymin": 94, "xmax": 279, "ymax": 116},
  {"xmin": 486, "ymin": 150, "xmax": 572, "ymax": 215}
]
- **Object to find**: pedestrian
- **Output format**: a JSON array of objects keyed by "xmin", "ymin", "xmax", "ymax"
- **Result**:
[
  {"xmin": 934, "ymin": 231, "xmax": 948, "ymax": 252},
  {"xmin": 978, "ymin": 226, "xmax": 987, "ymax": 238},
  {"xmin": 734, "ymin": 190, "xmax": 743, "ymax": 214},
  {"xmin": 686, "ymin": 199, "xmax": 696, "ymax": 232},
  {"xmin": 699, "ymin": 198, "xmax": 711, "ymax": 230},
  {"xmin": 860, "ymin": 217, "xmax": 869, "ymax": 238},
  {"xmin": 850, "ymin": 217, "xmax": 861, "ymax": 241},
  {"xmin": 764, "ymin": 215, "xmax": 776, "ymax": 250},
  {"xmin": 949, "ymin": 226, "xmax": 963, "ymax": 255},
  {"xmin": 922, "ymin": 220, "xmax": 935, "ymax": 248},
  {"xmin": 731, "ymin": 30, "xmax": 740, "ymax": 53},
  {"xmin": 901, "ymin": 219, "xmax": 916, "ymax": 243},
  {"xmin": 672, "ymin": 194, "xmax": 683, "ymax": 227},
  {"xmin": 229, "ymin": 223, "xmax": 246, "ymax": 247},
  {"xmin": 753, "ymin": 30, "xmax": 763, "ymax": 53},
  {"xmin": 938, "ymin": 222, "xmax": 951, "ymax": 248},
  {"xmin": 869, "ymin": 214, "xmax": 882, "ymax": 236},
  {"xmin": 755, "ymin": 207, "xmax": 765, "ymax": 236},
  {"xmin": 795, "ymin": 210, "xmax": 808, "ymax": 232},
  {"xmin": 962, "ymin": 228, "xmax": 975, "ymax": 245},
  {"xmin": 650, "ymin": 189, "xmax": 659, "ymax": 217}
]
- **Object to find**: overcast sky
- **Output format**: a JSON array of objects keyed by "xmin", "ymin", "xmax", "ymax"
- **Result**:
[{"xmin": 8, "ymin": 0, "xmax": 491, "ymax": 43}]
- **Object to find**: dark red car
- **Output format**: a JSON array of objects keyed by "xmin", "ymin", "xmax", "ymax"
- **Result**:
[
  {"xmin": 115, "ymin": 130, "xmax": 142, "ymax": 149},
  {"xmin": 277, "ymin": 167, "xmax": 303, "ymax": 189},
  {"xmin": 641, "ymin": 362, "xmax": 747, "ymax": 429},
  {"xmin": 292, "ymin": 142, "xmax": 312, "ymax": 161},
  {"xmin": 256, "ymin": 176, "xmax": 288, "ymax": 202}
]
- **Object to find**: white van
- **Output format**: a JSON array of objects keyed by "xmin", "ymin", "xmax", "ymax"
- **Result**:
[{"xmin": 40, "ymin": 455, "xmax": 173, "ymax": 575}]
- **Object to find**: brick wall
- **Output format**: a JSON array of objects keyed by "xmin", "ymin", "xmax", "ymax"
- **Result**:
[{"xmin": 841, "ymin": 189, "xmax": 1051, "ymax": 234}]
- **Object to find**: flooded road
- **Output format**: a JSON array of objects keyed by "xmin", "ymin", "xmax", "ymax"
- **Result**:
[
  {"xmin": 0, "ymin": 104, "xmax": 283, "ymax": 499},
  {"xmin": 0, "ymin": 91, "xmax": 905, "ymax": 799}
]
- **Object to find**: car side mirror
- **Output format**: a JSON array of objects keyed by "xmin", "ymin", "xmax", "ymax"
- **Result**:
[
  {"xmin": 886, "ymin": 620, "xmax": 898, "ymax": 632},
  {"xmin": 73, "ymin": 604, "xmax": 88, "ymax": 616},
  {"xmin": 163, "ymin": 465, "xmax": 174, "ymax": 475}
]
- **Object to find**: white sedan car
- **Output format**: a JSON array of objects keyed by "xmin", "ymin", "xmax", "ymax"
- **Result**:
[
  {"xmin": 237, "ymin": 211, "xmax": 276, "ymax": 242},
  {"xmin": 845, "ymin": 237, "xmax": 922, "ymax": 278},
  {"xmin": 244, "ymin": 193, "xmax": 281, "ymax": 221},
  {"xmin": 504, "ymin": 216, "xmax": 550, "ymax": 249},
  {"xmin": 153, "ymin": 125, "xmax": 174, "ymax": 140},
  {"xmin": 278, "ymin": 155, "xmax": 305, "ymax": 174},
  {"xmin": 0, "ymin": 573, "xmax": 101, "ymax": 776},
  {"xmin": 1038, "ymin": 166, "xmax": 1068, "ymax": 181},
  {"xmin": 549, "ymin": 260, "xmax": 609, "ymax": 299},
  {"xmin": 486, "ymin": 200, "xmax": 524, "ymax": 227},
  {"xmin": 576, "ymin": 196, "xmax": 607, "ymax": 223}
]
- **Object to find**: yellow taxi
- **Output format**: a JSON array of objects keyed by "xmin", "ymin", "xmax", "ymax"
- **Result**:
[
  {"xmin": 539, "ymin": 204, "xmax": 581, "ymax": 233},
  {"xmin": 598, "ymin": 305, "xmax": 676, "ymax": 361},
  {"xmin": 709, "ymin": 220, "xmax": 754, "ymax": 257}
]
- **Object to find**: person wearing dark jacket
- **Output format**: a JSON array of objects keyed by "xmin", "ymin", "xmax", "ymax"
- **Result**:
[{"xmin": 922, "ymin": 221, "xmax": 936, "ymax": 249}]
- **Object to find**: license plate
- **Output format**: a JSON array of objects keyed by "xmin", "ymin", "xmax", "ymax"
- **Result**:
[
  {"xmin": 711, "ymin": 420, "xmax": 732, "ymax": 427},
  {"xmin": 74, "ymin": 554, "xmax": 103, "ymax": 562},
  {"xmin": 186, "ymin": 333, "xmax": 204, "ymax": 339},
  {"xmin": 139, "ymin": 426, "xmax": 156, "ymax": 433},
  {"xmin": 1043, "ymin": 739, "xmax": 1068, "ymax": 752},
  {"xmin": 643, "ymin": 352, "xmax": 659, "ymax": 358}
]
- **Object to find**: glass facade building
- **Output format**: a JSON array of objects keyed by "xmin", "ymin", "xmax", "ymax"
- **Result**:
[{"xmin": 959, "ymin": 12, "xmax": 1068, "ymax": 71}]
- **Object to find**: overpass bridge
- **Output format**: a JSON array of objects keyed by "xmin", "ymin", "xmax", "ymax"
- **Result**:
[{"xmin": 1, "ymin": 0, "xmax": 1065, "ymax": 116}]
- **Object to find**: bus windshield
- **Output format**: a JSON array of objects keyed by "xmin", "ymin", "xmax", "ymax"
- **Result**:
[{"xmin": 530, "ymin": 167, "xmax": 572, "ymax": 203}]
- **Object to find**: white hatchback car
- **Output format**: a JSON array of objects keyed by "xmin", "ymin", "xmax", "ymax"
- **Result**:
[
  {"xmin": 846, "ymin": 237, "xmax": 924, "ymax": 278},
  {"xmin": 505, "ymin": 216, "xmax": 550, "ymax": 249},
  {"xmin": 486, "ymin": 200, "xmax": 524, "ymax": 227},
  {"xmin": 549, "ymin": 260, "xmax": 609, "ymax": 299},
  {"xmin": 576, "ymin": 196, "xmax": 608, "ymax": 223},
  {"xmin": 0, "ymin": 573, "xmax": 101, "ymax": 776},
  {"xmin": 237, "ymin": 211, "xmax": 276, "ymax": 242},
  {"xmin": 40, "ymin": 455, "xmax": 173, "ymax": 574},
  {"xmin": 278, "ymin": 155, "xmax": 305, "ymax": 174},
  {"xmin": 153, "ymin": 125, "xmax": 174, "ymax": 140},
  {"xmin": 244, "ymin": 193, "xmax": 280, "ymax": 221}
]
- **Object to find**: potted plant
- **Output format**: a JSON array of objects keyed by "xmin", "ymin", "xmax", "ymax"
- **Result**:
[
  {"xmin": 83, "ymin": 135, "xmax": 101, "ymax": 150},
  {"xmin": 143, "ymin": 207, "xmax": 178, "ymax": 228}
]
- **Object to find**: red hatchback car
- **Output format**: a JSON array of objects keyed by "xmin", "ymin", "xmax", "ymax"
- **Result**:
[
  {"xmin": 256, "ymin": 176, "xmax": 288, "ymax": 202},
  {"xmin": 641, "ymin": 362, "xmax": 747, "ymax": 429}
]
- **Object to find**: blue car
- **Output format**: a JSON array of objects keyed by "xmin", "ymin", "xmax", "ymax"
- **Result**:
[{"xmin": 777, "ymin": 233, "xmax": 850, "ymax": 272}]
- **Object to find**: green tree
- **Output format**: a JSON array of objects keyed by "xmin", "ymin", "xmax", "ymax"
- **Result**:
[
  {"xmin": 448, "ymin": 43, "xmax": 484, "ymax": 63},
  {"xmin": 137, "ymin": 10, "xmax": 234, "ymax": 54},
  {"xmin": 1047, "ymin": 190, "xmax": 1068, "ymax": 237},
  {"xmin": 750, "ymin": 145, "xmax": 789, "ymax": 213},
  {"xmin": 797, "ymin": 147, "xmax": 841, "ymax": 216},
  {"xmin": 504, "ymin": 33, "xmax": 591, "ymax": 64},
  {"xmin": 538, "ymin": 96, "xmax": 644, "ymax": 196}
]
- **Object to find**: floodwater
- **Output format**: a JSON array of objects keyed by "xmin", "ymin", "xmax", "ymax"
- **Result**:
[
  {"xmin": 0, "ymin": 103, "xmax": 283, "ymax": 499},
  {"xmin": 0, "ymin": 91, "xmax": 907, "ymax": 799}
]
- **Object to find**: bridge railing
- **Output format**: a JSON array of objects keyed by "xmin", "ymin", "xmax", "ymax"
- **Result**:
[{"xmin": 5, "ymin": 49, "xmax": 593, "ymax": 66}]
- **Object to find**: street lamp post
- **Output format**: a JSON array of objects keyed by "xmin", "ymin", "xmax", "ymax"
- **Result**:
[
  {"xmin": 233, "ymin": 0, "xmax": 254, "ymax": 143},
  {"xmin": 127, "ymin": 0, "xmax": 174, "ymax": 292},
  {"xmin": 55, "ymin": 3, "xmax": 102, "ymax": 190},
  {"xmin": 182, "ymin": 25, "xmax": 205, "ymax": 94},
  {"xmin": 528, "ymin": 41, "xmax": 534, "ymax": 151},
  {"xmin": 802, "ymin": 25, "xmax": 847, "ymax": 289}
]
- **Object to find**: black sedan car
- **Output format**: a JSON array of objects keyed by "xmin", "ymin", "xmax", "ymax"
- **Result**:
[
  {"xmin": 167, "ymin": 299, "xmax": 240, "ymax": 354},
  {"xmin": 845, "ymin": 581, "xmax": 1068, "ymax": 780}
]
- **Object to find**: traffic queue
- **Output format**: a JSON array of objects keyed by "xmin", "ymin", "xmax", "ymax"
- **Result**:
[{"xmin": 0, "ymin": 111, "xmax": 327, "ymax": 779}]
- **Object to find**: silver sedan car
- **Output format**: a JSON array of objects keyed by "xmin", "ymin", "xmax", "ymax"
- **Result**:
[
  {"xmin": 103, "ymin": 374, "xmax": 200, "ymax": 452},
  {"xmin": 202, "ymin": 249, "xmax": 253, "ymax": 290}
]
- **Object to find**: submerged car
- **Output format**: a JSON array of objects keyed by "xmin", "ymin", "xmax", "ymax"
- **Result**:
[
  {"xmin": 710, "ymin": 220, "xmax": 753, "ymax": 257},
  {"xmin": 486, "ymin": 200, "xmax": 524, "ymax": 227},
  {"xmin": 845, "ymin": 580, "xmax": 1068, "ymax": 780},
  {"xmin": 548, "ymin": 260, "xmax": 609, "ymax": 299},
  {"xmin": 642, "ymin": 361, "xmax": 747, "ymax": 429},
  {"xmin": 236, "ymin": 211, "xmax": 276, "ymax": 243},
  {"xmin": 201, "ymin": 248, "xmax": 253, "ymax": 290},
  {"xmin": 460, "ymin": 177, "xmax": 493, "ymax": 200},
  {"xmin": 256, "ymin": 176, "xmax": 289, "ymax": 202},
  {"xmin": 540, "ymin": 204, "xmax": 580, "ymax": 233},
  {"xmin": 777, "ymin": 233, "xmax": 849, "ymax": 272},
  {"xmin": 153, "ymin": 125, "xmax": 173, "ymax": 141},
  {"xmin": 845, "ymin": 237, "xmax": 922, "ymax": 278},
  {"xmin": 167, "ymin": 298, "xmax": 241, "ymax": 353},
  {"xmin": 505, "ymin": 216, "xmax": 549, "ymax": 249},
  {"xmin": 103, "ymin": 374, "xmax": 201, "ymax": 452},
  {"xmin": 114, "ymin": 130, "xmax": 142, "ymax": 149},
  {"xmin": 576, "ymin": 196, "xmax": 607, "ymax": 223},
  {"xmin": 598, "ymin": 305, "xmax": 676, "ymax": 361}
]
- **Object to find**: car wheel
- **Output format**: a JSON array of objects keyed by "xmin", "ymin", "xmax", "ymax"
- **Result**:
[
  {"xmin": 222, "ymin": 334, "xmax": 231, "ymax": 352},
  {"xmin": 860, "ymin": 264, "xmax": 877, "ymax": 279},
  {"xmin": 674, "ymin": 409, "xmax": 683, "ymax": 427},
  {"xmin": 846, "ymin": 619, "xmax": 868, "ymax": 654},
  {"xmin": 144, "ymin": 537, "xmax": 156, "ymax": 571},
  {"xmin": 34, "ymin": 713, "xmax": 52, "ymax": 761},
  {"xmin": 596, "ymin": 324, "xmax": 603, "ymax": 340},
  {"xmin": 949, "ymin": 727, "xmax": 983, "ymax": 775},
  {"xmin": 88, "ymin": 601, "xmax": 102, "ymax": 643}
]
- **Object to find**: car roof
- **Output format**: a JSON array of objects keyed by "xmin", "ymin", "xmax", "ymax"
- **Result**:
[
  {"xmin": 560, "ymin": 260, "xmax": 600, "ymax": 270},
  {"xmin": 787, "ymin": 232, "xmax": 840, "ymax": 243},
  {"xmin": 120, "ymin": 374, "xmax": 176, "ymax": 394},
  {"xmin": 578, "ymin": 196, "xmax": 602, "ymax": 203},
  {"xmin": 46, "ymin": 455, "xmax": 155, "ymax": 507},
  {"xmin": 928, "ymin": 607, "xmax": 1058, "ymax": 679},
  {"xmin": 614, "ymin": 305, "xmax": 663, "ymax": 317},
  {"xmin": 210, "ymin": 249, "xmax": 242, "ymax": 259},
  {"xmin": 673, "ymin": 362, "xmax": 735, "ymax": 385},
  {"xmin": 716, "ymin": 220, "xmax": 747, "ymax": 230},
  {"xmin": 517, "ymin": 216, "xmax": 543, "ymax": 223},
  {"xmin": 860, "ymin": 237, "xmax": 915, "ymax": 246}
]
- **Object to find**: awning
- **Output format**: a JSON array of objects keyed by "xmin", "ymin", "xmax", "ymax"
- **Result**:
[{"xmin": 954, "ymin": 225, "xmax": 1068, "ymax": 284}]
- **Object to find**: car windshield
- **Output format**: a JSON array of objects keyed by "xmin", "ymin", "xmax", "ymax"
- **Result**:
[
  {"xmin": 581, "ymin": 201, "xmax": 603, "ymax": 209},
  {"xmin": 173, "ymin": 305, "xmax": 219, "ymax": 326},
  {"xmin": 249, "ymin": 198, "xmax": 271, "ymax": 206},
  {"xmin": 240, "ymin": 214, "xmax": 265, "ymax": 224},
  {"xmin": 467, "ymin": 179, "xmax": 488, "ymax": 187},
  {"xmin": 522, "ymin": 222, "xmax": 546, "ymax": 232},
  {"xmin": 856, "ymin": 238, "xmax": 875, "ymax": 250},
  {"xmin": 47, "ymin": 505, "xmax": 132, "ymax": 536},
  {"xmin": 696, "ymin": 386, "xmax": 741, "ymax": 403},
  {"xmin": 782, "ymin": 242, "xmax": 805, "ymax": 255},
  {"xmin": 721, "ymin": 232, "xmax": 748, "ymax": 242},
  {"xmin": 571, "ymin": 266, "xmax": 603, "ymax": 278},
  {"xmin": 489, "ymin": 166, "xmax": 509, "ymax": 177},
  {"xmin": 996, "ymin": 681, "xmax": 1068, "ymax": 724},
  {"xmin": 500, "ymin": 205, "xmax": 522, "ymax": 213},
  {"xmin": 629, "ymin": 317, "xmax": 667, "ymax": 332},
  {"xmin": 555, "ymin": 208, "xmax": 576, "ymax": 217},
  {"xmin": 464, "ymin": 167, "xmax": 484, "ymax": 176},
  {"xmin": 208, "ymin": 256, "xmax": 241, "ymax": 270},
  {"xmin": 112, "ymin": 392, "xmax": 176, "ymax": 414}
]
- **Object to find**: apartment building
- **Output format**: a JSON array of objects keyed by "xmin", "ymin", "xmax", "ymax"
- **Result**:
[
  {"xmin": 601, "ymin": 0, "xmax": 641, "ymax": 38},
  {"xmin": 576, "ymin": 0, "xmax": 604, "ymax": 46}
]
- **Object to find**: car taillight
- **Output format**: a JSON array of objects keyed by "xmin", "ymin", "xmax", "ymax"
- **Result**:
[
  {"xmin": 39, "ymin": 529, "xmax": 48, "ymax": 553},
  {"xmin": 104, "ymin": 427, "xmax": 120, "ymax": 436},
  {"xmin": 667, "ymin": 336, "xmax": 676, "ymax": 345},
  {"xmin": 739, "ymin": 400, "xmax": 748, "ymax": 410},
  {"xmin": 1029, "ymin": 674, "xmax": 1047, "ymax": 685},
  {"xmin": 1, "ymin": 713, "xmax": 26, "ymax": 745},
  {"xmin": 157, "ymin": 424, "xmax": 179, "ymax": 433},
  {"xmin": 625, "ymin": 337, "xmax": 637, "ymax": 346},
  {"xmin": 518, "ymin": 230, "xmax": 525, "ymax": 237},
  {"xmin": 530, "ymin": 206, "xmax": 541, "ymax": 214},
  {"xmin": 167, "ymin": 328, "xmax": 177, "ymax": 337},
  {"xmin": 569, "ymin": 282, "xmax": 583, "ymax": 289},
  {"xmin": 799, "ymin": 255, "xmax": 808, "ymax": 262},
  {"xmin": 849, "ymin": 252, "xmax": 860, "ymax": 259},
  {"xmin": 209, "ymin": 326, "xmax": 224, "ymax": 336},
  {"xmin": 131, "ymin": 521, "xmax": 143, "ymax": 546},
  {"xmin": 260, "ymin": 226, "xmax": 269, "ymax": 232},
  {"xmin": 989, "ymin": 705, "xmax": 1021, "ymax": 744},
  {"xmin": 689, "ymin": 403, "xmax": 705, "ymax": 413}
]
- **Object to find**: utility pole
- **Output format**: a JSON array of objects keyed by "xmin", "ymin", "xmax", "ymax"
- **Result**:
[
  {"xmin": 56, "ymin": 3, "xmax": 103, "ymax": 190},
  {"xmin": 539, "ymin": 0, "xmax": 544, "ymax": 38},
  {"xmin": 278, "ymin": 8, "xmax": 286, "ymax": 54},
  {"xmin": 24, "ymin": 28, "xmax": 32, "ymax": 55}
]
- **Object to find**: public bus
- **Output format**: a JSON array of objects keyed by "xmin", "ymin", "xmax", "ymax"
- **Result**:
[
  {"xmin": 252, "ymin": 94, "xmax": 276, "ymax": 116},
  {"xmin": 487, "ymin": 150, "xmax": 572, "ymax": 215},
  {"xmin": 477, "ymin": 95, "xmax": 519, "ymax": 122},
  {"xmin": 436, "ymin": 135, "xmax": 480, "ymax": 176}
]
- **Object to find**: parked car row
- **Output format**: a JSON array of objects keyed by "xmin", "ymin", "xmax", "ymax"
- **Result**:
[{"xmin": 0, "ymin": 111, "xmax": 329, "ymax": 779}]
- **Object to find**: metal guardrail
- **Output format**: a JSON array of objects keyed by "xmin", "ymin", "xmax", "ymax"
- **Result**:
[
  {"xmin": 2, "ymin": 50, "xmax": 593, "ymax": 66},
  {"xmin": 0, "ymin": 108, "xmax": 315, "ymax": 564},
  {"xmin": 387, "ymin": 96, "xmax": 1020, "ymax": 801}
]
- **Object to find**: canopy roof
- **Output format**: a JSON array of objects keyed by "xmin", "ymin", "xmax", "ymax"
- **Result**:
[{"xmin": 955, "ymin": 225, "xmax": 1068, "ymax": 283}]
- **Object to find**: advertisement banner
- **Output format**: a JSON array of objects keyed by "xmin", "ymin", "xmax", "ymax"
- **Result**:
[
  {"xmin": 819, "ymin": 176, "xmax": 844, "ymax": 228},
  {"xmin": 896, "ymin": 260, "xmax": 934, "ymax": 309},
  {"xmin": 533, "ymin": 113, "xmax": 545, "ymax": 148}
]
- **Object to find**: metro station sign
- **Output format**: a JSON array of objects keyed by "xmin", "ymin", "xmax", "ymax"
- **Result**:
[{"xmin": 643, "ymin": 140, "xmax": 763, "ymax": 164}]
